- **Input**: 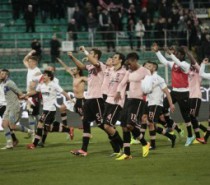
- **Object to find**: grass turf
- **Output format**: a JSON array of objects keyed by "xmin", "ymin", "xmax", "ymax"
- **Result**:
[{"xmin": 0, "ymin": 125, "xmax": 209, "ymax": 185}]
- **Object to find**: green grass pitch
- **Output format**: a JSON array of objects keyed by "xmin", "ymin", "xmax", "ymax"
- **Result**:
[{"xmin": 0, "ymin": 125, "xmax": 209, "ymax": 185}]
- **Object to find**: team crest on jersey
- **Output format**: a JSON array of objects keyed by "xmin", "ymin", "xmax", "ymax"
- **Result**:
[
  {"xmin": 88, "ymin": 68, "xmax": 97, "ymax": 76},
  {"xmin": 3, "ymin": 86, "xmax": 9, "ymax": 94}
]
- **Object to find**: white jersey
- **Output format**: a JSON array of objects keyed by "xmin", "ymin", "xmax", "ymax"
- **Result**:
[
  {"xmin": 147, "ymin": 72, "xmax": 167, "ymax": 106},
  {"xmin": 27, "ymin": 67, "xmax": 41, "ymax": 92},
  {"xmin": 36, "ymin": 81, "xmax": 63, "ymax": 111},
  {"xmin": 0, "ymin": 82, "xmax": 6, "ymax": 106}
]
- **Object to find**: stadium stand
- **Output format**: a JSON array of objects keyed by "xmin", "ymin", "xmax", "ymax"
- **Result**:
[{"xmin": 0, "ymin": 0, "xmax": 209, "ymax": 91}]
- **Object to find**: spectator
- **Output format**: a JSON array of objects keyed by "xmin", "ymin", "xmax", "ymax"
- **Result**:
[
  {"xmin": 50, "ymin": 34, "xmax": 61, "ymax": 63},
  {"xmin": 67, "ymin": 19, "xmax": 78, "ymax": 51},
  {"xmin": 135, "ymin": 19, "xmax": 145, "ymax": 51},
  {"xmin": 126, "ymin": 3, "xmax": 136, "ymax": 22},
  {"xmin": 106, "ymin": 23, "xmax": 116, "ymax": 52},
  {"xmin": 24, "ymin": 4, "xmax": 36, "ymax": 33},
  {"xmin": 140, "ymin": 8, "xmax": 149, "ymax": 25},
  {"xmin": 108, "ymin": 1, "xmax": 123, "ymax": 31},
  {"xmin": 99, "ymin": 8, "xmax": 110, "ymax": 45},
  {"xmin": 158, "ymin": 0, "xmax": 171, "ymax": 19},
  {"xmin": 73, "ymin": 5, "xmax": 87, "ymax": 31},
  {"xmin": 39, "ymin": 0, "xmax": 49, "ymax": 23},
  {"xmin": 56, "ymin": 0, "xmax": 66, "ymax": 19},
  {"xmin": 202, "ymin": 34, "xmax": 210, "ymax": 60},
  {"xmin": 11, "ymin": 0, "xmax": 20, "ymax": 20},
  {"xmin": 154, "ymin": 17, "xmax": 166, "ymax": 48},
  {"xmin": 31, "ymin": 39, "xmax": 42, "ymax": 61},
  {"xmin": 86, "ymin": 12, "xmax": 98, "ymax": 46},
  {"xmin": 49, "ymin": 0, "xmax": 57, "ymax": 19},
  {"xmin": 65, "ymin": 0, "xmax": 77, "ymax": 22},
  {"xmin": 127, "ymin": 16, "xmax": 135, "ymax": 50},
  {"xmin": 144, "ymin": 18, "xmax": 153, "ymax": 50}
]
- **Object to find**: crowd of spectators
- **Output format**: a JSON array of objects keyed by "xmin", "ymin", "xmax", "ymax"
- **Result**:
[{"xmin": 9, "ymin": 0, "xmax": 210, "ymax": 59}]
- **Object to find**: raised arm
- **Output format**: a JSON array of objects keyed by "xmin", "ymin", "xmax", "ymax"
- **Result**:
[
  {"xmin": 56, "ymin": 57, "xmax": 73, "ymax": 76},
  {"xmin": 80, "ymin": 46, "xmax": 100, "ymax": 67},
  {"xmin": 23, "ymin": 50, "xmax": 36, "ymax": 68},
  {"xmin": 67, "ymin": 52, "xmax": 86, "ymax": 70},
  {"xmin": 152, "ymin": 43, "xmax": 173, "ymax": 68},
  {"xmin": 165, "ymin": 47, "xmax": 190, "ymax": 73},
  {"xmin": 199, "ymin": 58, "xmax": 210, "ymax": 79}
]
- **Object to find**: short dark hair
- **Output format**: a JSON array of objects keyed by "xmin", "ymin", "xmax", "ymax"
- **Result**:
[
  {"xmin": 143, "ymin": 60, "xmax": 152, "ymax": 67},
  {"xmin": 43, "ymin": 70, "xmax": 54, "ymax": 80},
  {"xmin": 1, "ymin": 69, "xmax": 10, "ymax": 76},
  {"xmin": 115, "ymin": 52, "xmax": 126, "ymax": 65},
  {"xmin": 91, "ymin": 48, "xmax": 102, "ymax": 60},
  {"xmin": 77, "ymin": 67, "xmax": 83, "ymax": 76},
  {"xmin": 28, "ymin": 55, "xmax": 39, "ymax": 62},
  {"xmin": 176, "ymin": 47, "xmax": 185, "ymax": 60},
  {"xmin": 126, "ymin": 52, "xmax": 139, "ymax": 61},
  {"xmin": 151, "ymin": 62, "xmax": 158, "ymax": 71}
]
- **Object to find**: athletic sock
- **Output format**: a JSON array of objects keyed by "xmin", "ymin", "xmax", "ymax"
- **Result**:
[
  {"xmin": 10, "ymin": 129, "xmax": 18, "ymax": 142},
  {"xmin": 156, "ymin": 126, "xmax": 173, "ymax": 140},
  {"xmin": 81, "ymin": 136, "xmax": 90, "ymax": 152},
  {"xmin": 204, "ymin": 130, "xmax": 210, "ymax": 141},
  {"xmin": 149, "ymin": 130, "xmax": 156, "ymax": 148},
  {"xmin": 42, "ymin": 131, "xmax": 48, "ymax": 143},
  {"xmin": 4, "ymin": 127, "xmax": 12, "ymax": 143},
  {"xmin": 194, "ymin": 130, "xmax": 200, "ymax": 138},
  {"xmin": 33, "ymin": 127, "xmax": 42, "ymax": 146},
  {"xmin": 109, "ymin": 131, "xmax": 123, "ymax": 152},
  {"xmin": 199, "ymin": 123, "xmax": 207, "ymax": 132},
  {"xmin": 29, "ymin": 115, "xmax": 36, "ymax": 134},
  {"xmin": 62, "ymin": 126, "xmax": 70, "ymax": 133},
  {"xmin": 51, "ymin": 121, "xmax": 60, "ymax": 132},
  {"xmin": 132, "ymin": 127, "xmax": 147, "ymax": 146},
  {"xmin": 61, "ymin": 113, "xmax": 67, "ymax": 126},
  {"xmin": 174, "ymin": 125, "xmax": 181, "ymax": 133},
  {"xmin": 123, "ymin": 131, "xmax": 131, "ymax": 155},
  {"xmin": 186, "ymin": 124, "xmax": 193, "ymax": 137},
  {"xmin": 140, "ymin": 123, "xmax": 147, "ymax": 136}
]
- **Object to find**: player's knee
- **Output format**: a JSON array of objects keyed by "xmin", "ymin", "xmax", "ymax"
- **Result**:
[
  {"xmin": 1, "ymin": 120, "xmax": 9, "ymax": 128},
  {"xmin": 37, "ymin": 121, "xmax": 44, "ymax": 128},
  {"xmin": 59, "ymin": 104, "xmax": 67, "ymax": 112},
  {"xmin": 9, "ymin": 124, "xmax": 16, "ymax": 130}
]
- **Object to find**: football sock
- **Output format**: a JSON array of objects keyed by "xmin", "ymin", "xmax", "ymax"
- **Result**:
[
  {"xmin": 4, "ymin": 127, "xmax": 12, "ymax": 142},
  {"xmin": 29, "ymin": 115, "xmax": 36, "ymax": 133},
  {"xmin": 61, "ymin": 113, "xmax": 67, "ymax": 126},
  {"xmin": 123, "ymin": 131, "xmax": 131, "ymax": 155},
  {"xmin": 199, "ymin": 123, "xmax": 207, "ymax": 132},
  {"xmin": 156, "ymin": 126, "xmax": 173, "ymax": 140},
  {"xmin": 9, "ymin": 128, "xmax": 17, "ymax": 142},
  {"xmin": 81, "ymin": 136, "xmax": 90, "ymax": 152},
  {"xmin": 109, "ymin": 131, "xmax": 123, "ymax": 152},
  {"xmin": 33, "ymin": 127, "xmax": 42, "ymax": 146},
  {"xmin": 204, "ymin": 131, "xmax": 210, "ymax": 141},
  {"xmin": 186, "ymin": 124, "xmax": 193, "ymax": 137},
  {"xmin": 149, "ymin": 130, "xmax": 156, "ymax": 148},
  {"xmin": 140, "ymin": 123, "xmax": 147, "ymax": 136}
]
